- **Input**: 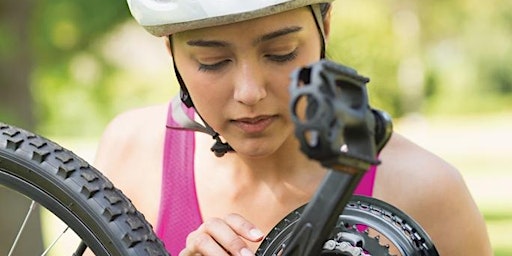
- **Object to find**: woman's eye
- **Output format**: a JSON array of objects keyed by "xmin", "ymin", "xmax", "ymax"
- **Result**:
[
  {"xmin": 198, "ymin": 60, "xmax": 230, "ymax": 72},
  {"xmin": 267, "ymin": 50, "xmax": 298, "ymax": 63}
]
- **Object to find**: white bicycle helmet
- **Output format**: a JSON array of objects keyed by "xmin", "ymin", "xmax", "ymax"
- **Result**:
[{"xmin": 127, "ymin": 0, "xmax": 334, "ymax": 36}]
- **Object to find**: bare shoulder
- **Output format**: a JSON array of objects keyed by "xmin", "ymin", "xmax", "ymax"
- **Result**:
[
  {"xmin": 374, "ymin": 133, "xmax": 492, "ymax": 255},
  {"xmin": 94, "ymin": 103, "xmax": 168, "ymax": 176},
  {"xmin": 98, "ymin": 104, "xmax": 168, "ymax": 145},
  {"xmin": 375, "ymin": 132, "xmax": 461, "ymax": 196}
]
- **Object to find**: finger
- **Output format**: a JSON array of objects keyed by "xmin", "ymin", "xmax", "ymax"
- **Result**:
[
  {"xmin": 224, "ymin": 213, "xmax": 265, "ymax": 242},
  {"xmin": 201, "ymin": 217, "xmax": 254, "ymax": 256},
  {"xmin": 185, "ymin": 229, "xmax": 231, "ymax": 256},
  {"xmin": 178, "ymin": 247, "xmax": 202, "ymax": 256}
]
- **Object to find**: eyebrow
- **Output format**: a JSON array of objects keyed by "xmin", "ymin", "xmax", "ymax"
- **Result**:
[
  {"xmin": 255, "ymin": 26, "xmax": 303, "ymax": 45},
  {"xmin": 186, "ymin": 26, "xmax": 303, "ymax": 48},
  {"xmin": 186, "ymin": 39, "xmax": 229, "ymax": 47}
]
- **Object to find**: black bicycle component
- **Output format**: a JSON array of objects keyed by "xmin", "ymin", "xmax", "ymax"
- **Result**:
[
  {"xmin": 257, "ymin": 196, "xmax": 439, "ymax": 256},
  {"xmin": 289, "ymin": 60, "xmax": 392, "ymax": 171},
  {"xmin": 281, "ymin": 60, "xmax": 395, "ymax": 256},
  {"xmin": 0, "ymin": 122, "xmax": 169, "ymax": 255}
]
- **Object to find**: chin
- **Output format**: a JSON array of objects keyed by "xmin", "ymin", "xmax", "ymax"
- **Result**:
[{"xmin": 233, "ymin": 142, "xmax": 278, "ymax": 158}]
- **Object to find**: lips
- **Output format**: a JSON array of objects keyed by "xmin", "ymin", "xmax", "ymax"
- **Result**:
[{"xmin": 233, "ymin": 115, "xmax": 276, "ymax": 134}]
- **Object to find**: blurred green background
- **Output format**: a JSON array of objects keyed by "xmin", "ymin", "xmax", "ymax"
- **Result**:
[{"xmin": 1, "ymin": 0, "xmax": 511, "ymax": 254}]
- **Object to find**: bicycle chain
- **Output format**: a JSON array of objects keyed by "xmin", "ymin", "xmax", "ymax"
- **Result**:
[
  {"xmin": 321, "ymin": 228, "xmax": 389, "ymax": 256},
  {"xmin": 322, "ymin": 240, "xmax": 373, "ymax": 256}
]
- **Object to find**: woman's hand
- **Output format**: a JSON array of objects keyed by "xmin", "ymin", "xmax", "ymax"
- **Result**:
[{"xmin": 179, "ymin": 213, "xmax": 265, "ymax": 256}]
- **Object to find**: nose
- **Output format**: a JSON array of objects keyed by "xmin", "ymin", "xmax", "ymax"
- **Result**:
[{"xmin": 233, "ymin": 61, "xmax": 267, "ymax": 106}]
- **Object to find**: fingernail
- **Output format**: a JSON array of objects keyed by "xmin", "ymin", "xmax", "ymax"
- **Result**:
[
  {"xmin": 240, "ymin": 247, "xmax": 255, "ymax": 256},
  {"xmin": 249, "ymin": 228, "xmax": 264, "ymax": 239}
]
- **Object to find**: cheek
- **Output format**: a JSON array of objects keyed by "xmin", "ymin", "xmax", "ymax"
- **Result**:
[
  {"xmin": 188, "ymin": 80, "xmax": 226, "ymax": 114},
  {"xmin": 183, "ymin": 74, "xmax": 231, "ymax": 128}
]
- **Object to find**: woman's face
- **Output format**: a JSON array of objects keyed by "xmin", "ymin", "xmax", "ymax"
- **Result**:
[{"xmin": 172, "ymin": 7, "xmax": 324, "ymax": 157}]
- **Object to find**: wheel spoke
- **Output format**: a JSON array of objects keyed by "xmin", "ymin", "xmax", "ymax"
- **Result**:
[
  {"xmin": 40, "ymin": 226, "xmax": 70, "ymax": 256},
  {"xmin": 8, "ymin": 200, "xmax": 37, "ymax": 256}
]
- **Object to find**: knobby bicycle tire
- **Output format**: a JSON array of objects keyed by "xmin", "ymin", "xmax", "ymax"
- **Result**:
[{"xmin": 0, "ymin": 122, "xmax": 169, "ymax": 256}]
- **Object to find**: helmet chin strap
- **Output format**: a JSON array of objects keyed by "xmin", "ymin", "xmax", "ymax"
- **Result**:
[
  {"xmin": 311, "ymin": 4, "xmax": 327, "ymax": 58},
  {"xmin": 168, "ymin": 96, "xmax": 234, "ymax": 157}
]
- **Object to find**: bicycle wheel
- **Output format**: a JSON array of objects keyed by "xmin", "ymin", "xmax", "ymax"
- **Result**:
[
  {"xmin": 0, "ymin": 122, "xmax": 169, "ymax": 255},
  {"xmin": 257, "ymin": 195, "xmax": 439, "ymax": 256}
]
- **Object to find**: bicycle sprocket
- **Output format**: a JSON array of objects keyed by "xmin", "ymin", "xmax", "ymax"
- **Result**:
[{"xmin": 256, "ymin": 195, "xmax": 439, "ymax": 256}]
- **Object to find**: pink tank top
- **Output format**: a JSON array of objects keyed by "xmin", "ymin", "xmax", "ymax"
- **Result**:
[{"xmin": 156, "ymin": 102, "xmax": 377, "ymax": 255}]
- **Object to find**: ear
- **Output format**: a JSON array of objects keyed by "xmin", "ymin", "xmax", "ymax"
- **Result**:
[
  {"xmin": 322, "ymin": 7, "xmax": 332, "ymax": 42},
  {"xmin": 164, "ymin": 36, "xmax": 172, "ymax": 56}
]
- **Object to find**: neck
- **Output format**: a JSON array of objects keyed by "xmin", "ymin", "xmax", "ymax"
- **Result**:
[{"xmin": 196, "ymin": 130, "xmax": 326, "ymax": 184}]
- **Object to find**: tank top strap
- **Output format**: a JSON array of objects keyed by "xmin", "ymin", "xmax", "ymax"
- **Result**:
[
  {"xmin": 353, "ymin": 164, "xmax": 377, "ymax": 196},
  {"xmin": 156, "ymin": 101, "xmax": 201, "ymax": 255}
]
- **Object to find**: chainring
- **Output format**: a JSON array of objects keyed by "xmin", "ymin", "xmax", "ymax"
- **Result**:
[{"xmin": 256, "ymin": 195, "xmax": 439, "ymax": 256}]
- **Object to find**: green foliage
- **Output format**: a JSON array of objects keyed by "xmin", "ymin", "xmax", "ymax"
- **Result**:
[
  {"xmin": 30, "ymin": 0, "xmax": 135, "ymax": 136},
  {"xmin": 327, "ymin": 0, "xmax": 403, "ymax": 115},
  {"xmin": 0, "ymin": 25, "xmax": 16, "ymax": 58},
  {"xmin": 327, "ymin": 0, "xmax": 512, "ymax": 118},
  {"xmin": 31, "ymin": 0, "xmax": 130, "ymax": 59}
]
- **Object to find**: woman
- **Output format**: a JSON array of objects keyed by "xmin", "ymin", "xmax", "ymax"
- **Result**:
[{"xmin": 94, "ymin": 0, "xmax": 492, "ymax": 255}]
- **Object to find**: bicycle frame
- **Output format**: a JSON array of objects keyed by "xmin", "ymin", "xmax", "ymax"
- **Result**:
[{"xmin": 281, "ymin": 60, "xmax": 393, "ymax": 256}]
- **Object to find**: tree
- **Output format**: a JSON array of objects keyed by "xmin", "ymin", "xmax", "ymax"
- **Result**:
[{"xmin": 0, "ymin": 0, "xmax": 35, "ymax": 130}]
